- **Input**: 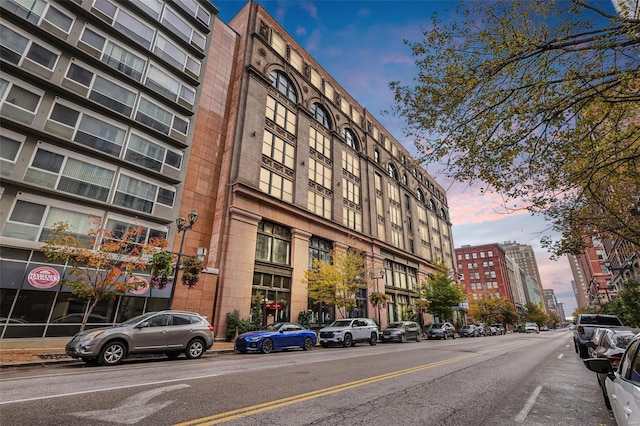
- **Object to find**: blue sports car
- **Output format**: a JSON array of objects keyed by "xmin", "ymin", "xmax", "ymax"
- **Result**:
[{"xmin": 234, "ymin": 322, "xmax": 317, "ymax": 354}]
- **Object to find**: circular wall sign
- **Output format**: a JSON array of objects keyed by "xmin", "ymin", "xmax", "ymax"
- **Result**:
[
  {"xmin": 27, "ymin": 267, "xmax": 60, "ymax": 289},
  {"xmin": 129, "ymin": 277, "xmax": 149, "ymax": 295}
]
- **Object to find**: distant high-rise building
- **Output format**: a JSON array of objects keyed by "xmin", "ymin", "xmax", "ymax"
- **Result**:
[
  {"xmin": 569, "ymin": 236, "xmax": 617, "ymax": 310},
  {"xmin": 501, "ymin": 242, "xmax": 547, "ymax": 312}
]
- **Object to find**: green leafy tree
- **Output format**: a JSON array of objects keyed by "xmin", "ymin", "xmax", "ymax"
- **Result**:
[
  {"xmin": 524, "ymin": 302, "xmax": 549, "ymax": 326},
  {"xmin": 42, "ymin": 220, "xmax": 166, "ymax": 332},
  {"xmin": 418, "ymin": 258, "xmax": 465, "ymax": 321},
  {"xmin": 303, "ymin": 248, "xmax": 366, "ymax": 319},
  {"xmin": 605, "ymin": 279, "xmax": 640, "ymax": 327},
  {"xmin": 548, "ymin": 311, "xmax": 561, "ymax": 328},
  {"xmin": 390, "ymin": 0, "xmax": 640, "ymax": 257}
]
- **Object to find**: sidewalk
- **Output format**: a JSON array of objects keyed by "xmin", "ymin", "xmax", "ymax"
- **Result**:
[{"xmin": 0, "ymin": 338, "xmax": 236, "ymax": 368}]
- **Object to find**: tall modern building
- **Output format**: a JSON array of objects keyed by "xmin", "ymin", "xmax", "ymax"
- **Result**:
[
  {"xmin": 543, "ymin": 288, "xmax": 565, "ymax": 323},
  {"xmin": 1, "ymin": 1, "xmax": 456, "ymax": 339},
  {"xmin": 0, "ymin": 0, "xmax": 220, "ymax": 338},
  {"xmin": 501, "ymin": 241, "xmax": 547, "ymax": 312}
]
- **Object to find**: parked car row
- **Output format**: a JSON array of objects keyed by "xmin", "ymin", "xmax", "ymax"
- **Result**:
[{"xmin": 580, "ymin": 316, "xmax": 640, "ymax": 426}]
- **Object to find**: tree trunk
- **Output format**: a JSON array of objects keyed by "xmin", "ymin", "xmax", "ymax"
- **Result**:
[{"xmin": 79, "ymin": 298, "xmax": 99, "ymax": 333}]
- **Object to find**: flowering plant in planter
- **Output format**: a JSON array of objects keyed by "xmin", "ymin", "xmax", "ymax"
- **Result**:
[
  {"xmin": 181, "ymin": 256, "xmax": 206, "ymax": 288},
  {"xmin": 413, "ymin": 299, "xmax": 430, "ymax": 313},
  {"xmin": 149, "ymin": 251, "xmax": 174, "ymax": 289},
  {"xmin": 368, "ymin": 291, "xmax": 389, "ymax": 307}
]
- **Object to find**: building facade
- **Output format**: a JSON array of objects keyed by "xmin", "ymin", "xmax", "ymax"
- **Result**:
[
  {"xmin": 1, "ymin": 1, "xmax": 456, "ymax": 339},
  {"xmin": 454, "ymin": 244, "xmax": 515, "ymax": 313},
  {"xmin": 0, "ymin": 0, "xmax": 221, "ymax": 338},
  {"xmin": 501, "ymin": 241, "xmax": 547, "ymax": 312}
]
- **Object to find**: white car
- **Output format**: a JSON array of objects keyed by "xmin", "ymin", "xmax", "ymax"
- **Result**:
[
  {"xmin": 525, "ymin": 322, "xmax": 539, "ymax": 333},
  {"xmin": 318, "ymin": 318, "xmax": 379, "ymax": 347},
  {"xmin": 584, "ymin": 332, "xmax": 640, "ymax": 425}
]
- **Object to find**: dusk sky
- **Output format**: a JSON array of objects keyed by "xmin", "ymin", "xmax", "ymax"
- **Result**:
[{"xmin": 215, "ymin": 0, "xmax": 618, "ymax": 317}]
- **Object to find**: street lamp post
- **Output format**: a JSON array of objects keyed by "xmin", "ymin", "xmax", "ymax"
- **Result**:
[
  {"xmin": 168, "ymin": 210, "xmax": 198, "ymax": 307},
  {"xmin": 370, "ymin": 270, "xmax": 384, "ymax": 328}
]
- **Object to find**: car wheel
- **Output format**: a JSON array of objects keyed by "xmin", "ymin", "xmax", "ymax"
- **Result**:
[
  {"xmin": 261, "ymin": 338, "xmax": 274, "ymax": 354},
  {"xmin": 370, "ymin": 332, "xmax": 378, "ymax": 345},
  {"xmin": 99, "ymin": 341, "xmax": 126, "ymax": 366},
  {"xmin": 416, "ymin": 333, "xmax": 421, "ymax": 342},
  {"xmin": 452, "ymin": 332, "xmax": 456, "ymax": 339},
  {"xmin": 185, "ymin": 339, "xmax": 205, "ymax": 359},
  {"xmin": 166, "ymin": 351, "xmax": 181, "ymax": 360},
  {"xmin": 303, "ymin": 337, "xmax": 314, "ymax": 351},
  {"xmin": 443, "ymin": 333, "xmax": 448, "ymax": 340},
  {"xmin": 401, "ymin": 333, "xmax": 407, "ymax": 343},
  {"xmin": 343, "ymin": 333, "xmax": 353, "ymax": 348}
]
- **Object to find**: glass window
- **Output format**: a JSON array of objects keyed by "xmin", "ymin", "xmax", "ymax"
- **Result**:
[
  {"xmin": 342, "ymin": 128, "xmax": 359, "ymax": 151},
  {"xmin": 74, "ymin": 113, "xmax": 126, "ymax": 156},
  {"xmin": 161, "ymin": 7, "xmax": 193, "ymax": 44},
  {"xmin": 145, "ymin": 65, "xmax": 180, "ymax": 101},
  {"xmin": 262, "ymin": 130, "xmax": 294, "ymax": 169},
  {"xmin": 309, "ymin": 127, "xmax": 331, "ymax": 159},
  {"xmin": 311, "ymin": 103, "xmax": 331, "ymax": 129},
  {"xmin": 43, "ymin": 5, "xmax": 74, "ymax": 32},
  {"xmin": 25, "ymin": 42, "xmax": 58, "ymax": 69},
  {"xmin": 0, "ymin": 200, "xmax": 47, "ymax": 240},
  {"xmin": 113, "ymin": 8, "xmax": 154, "ymax": 49},
  {"xmin": 259, "ymin": 168, "xmax": 293, "ymax": 202},
  {"xmin": 342, "ymin": 150, "xmax": 360, "ymax": 178},
  {"xmin": 65, "ymin": 63, "xmax": 94, "ymax": 87},
  {"xmin": 1, "ymin": 82, "xmax": 42, "ymax": 123},
  {"xmin": 4, "ymin": 0, "xmax": 46, "ymax": 24},
  {"xmin": 308, "ymin": 158, "xmax": 331, "ymax": 189},
  {"xmin": 269, "ymin": 70, "xmax": 297, "ymax": 102},
  {"xmin": 49, "ymin": 103, "xmax": 79, "ymax": 127},
  {"xmin": 102, "ymin": 41, "xmax": 146, "ymax": 82},
  {"xmin": 113, "ymin": 175, "xmax": 157, "ymax": 214},
  {"xmin": 0, "ymin": 24, "xmax": 29, "ymax": 65},
  {"xmin": 153, "ymin": 34, "xmax": 187, "ymax": 71},
  {"xmin": 125, "ymin": 133, "xmax": 165, "ymax": 172},
  {"xmin": 388, "ymin": 163, "xmax": 398, "ymax": 180},
  {"xmin": 79, "ymin": 27, "xmax": 106, "ymax": 51},
  {"xmin": 0, "ymin": 134, "xmax": 22, "ymax": 166},
  {"xmin": 89, "ymin": 75, "xmax": 137, "ymax": 117},
  {"xmin": 265, "ymin": 96, "xmax": 296, "ymax": 134},
  {"xmin": 255, "ymin": 221, "xmax": 291, "ymax": 265},
  {"xmin": 130, "ymin": 0, "xmax": 162, "ymax": 20}
]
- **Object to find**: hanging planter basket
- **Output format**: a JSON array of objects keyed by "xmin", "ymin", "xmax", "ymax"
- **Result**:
[
  {"xmin": 181, "ymin": 256, "xmax": 206, "ymax": 288},
  {"xmin": 149, "ymin": 251, "xmax": 174, "ymax": 289}
]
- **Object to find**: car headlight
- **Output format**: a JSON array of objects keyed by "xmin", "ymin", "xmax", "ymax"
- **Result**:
[
  {"xmin": 246, "ymin": 336, "xmax": 261, "ymax": 341},
  {"xmin": 83, "ymin": 330, "xmax": 105, "ymax": 341}
]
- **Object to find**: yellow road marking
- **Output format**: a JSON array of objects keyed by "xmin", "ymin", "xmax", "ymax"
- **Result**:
[{"xmin": 176, "ymin": 341, "xmax": 527, "ymax": 426}]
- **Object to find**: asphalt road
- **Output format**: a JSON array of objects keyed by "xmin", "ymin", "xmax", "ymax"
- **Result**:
[{"xmin": 0, "ymin": 329, "xmax": 615, "ymax": 425}]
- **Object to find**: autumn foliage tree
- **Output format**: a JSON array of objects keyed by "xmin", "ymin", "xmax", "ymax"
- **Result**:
[
  {"xmin": 42, "ymin": 220, "xmax": 167, "ymax": 332},
  {"xmin": 524, "ymin": 302, "xmax": 549, "ymax": 326},
  {"xmin": 390, "ymin": 0, "xmax": 640, "ymax": 257},
  {"xmin": 303, "ymin": 248, "xmax": 367, "ymax": 319},
  {"xmin": 469, "ymin": 296, "xmax": 519, "ymax": 326}
]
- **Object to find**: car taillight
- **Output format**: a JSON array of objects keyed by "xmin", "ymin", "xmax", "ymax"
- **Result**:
[
  {"xmin": 606, "ymin": 355, "xmax": 622, "ymax": 367},
  {"xmin": 208, "ymin": 325, "xmax": 214, "ymax": 333},
  {"xmin": 578, "ymin": 325, "xmax": 585, "ymax": 335}
]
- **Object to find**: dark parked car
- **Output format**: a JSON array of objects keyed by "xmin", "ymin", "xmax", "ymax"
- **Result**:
[
  {"xmin": 460, "ymin": 324, "xmax": 479, "ymax": 337},
  {"xmin": 426, "ymin": 322, "xmax": 456, "ymax": 340},
  {"xmin": 584, "ymin": 332, "xmax": 640, "ymax": 424},
  {"xmin": 65, "ymin": 310, "xmax": 214, "ymax": 366},
  {"xmin": 234, "ymin": 322, "xmax": 317, "ymax": 354},
  {"xmin": 381, "ymin": 321, "xmax": 421, "ymax": 343}
]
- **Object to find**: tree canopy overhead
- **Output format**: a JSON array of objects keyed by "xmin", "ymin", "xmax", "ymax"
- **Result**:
[{"xmin": 390, "ymin": 0, "xmax": 640, "ymax": 256}]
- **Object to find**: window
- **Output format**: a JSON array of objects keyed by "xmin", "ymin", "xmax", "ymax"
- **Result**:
[
  {"xmin": 0, "ymin": 199, "xmax": 94, "ymax": 244},
  {"xmin": 309, "ymin": 127, "xmax": 331, "ymax": 159},
  {"xmin": 387, "ymin": 183, "xmax": 399, "ymax": 203},
  {"xmin": 5, "ymin": 0, "xmax": 73, "ymax": 33},
  {"xmin": 24, "ymin": 148, "xmax": 115, "ymax": 201},
  {"xmin": 130, "ymin": 0, "xmax": 162, "ymax": 20},
  {"xmin": 388, "ymin": 163, "xmax": 398, "ymax": 180},
  {"xmin": 145, "ymin": 64, "xmax": 195, "ymax": 105},
  {"xmin": 269, "ymin": 70, "xmax": 297, "ymax": 102},
  {"xmin": 104, "ymin": 218, "xmax": 167, "ymax": 247},
  {"xmin": 266, "ymin": 96, "xmax": 296, "ymax": 134},
  {"xmin": 342, "ymin": 150, "xmax": 360, "ymax": 178},
  {"xmin": 161, "ymin": 6, "xmax": 206, "ymax": 50},
  {"xmin": 342, "ymin": 128, "xmax": 359, "ymax": 151},
  {"xmin": 309, "ymin": 158, "xmax": 332, "ymax": 189},
  {"xmin": 374, "ymin": 149, "xmax": 380, "ymax": 163},
  {"xmin": 173, "ymin": 0, "xmax": 211, "ymax": 25},
  {"xmin": 153, "ymin": 34, "xmax": 201, "ymax": 76},
  {"xmin": 0, "ymin": 25, "xmax": 59, "ymax": 70},
  {"xmin": 113, "ymin": 174, "xmax": 175, "ymax": 213},
  {"xmin": 0, "ymin": 133, "xmax": 23, "ymax": 176},
  {"xmin": 308, "ymin": 191, "xmax": 331, "ymax": 219},
  {"xmin": 416, "ymin": 188, "xmax": 424, "ymax": 202},
  {"xmin": 343, "ymin": 208, "xmax": 362, "ymax": 232},
  {"xmin": 343, "ymin": 179, "xmax": 360, "ymax": 204},
  {"xmin": 90, "ymin": 75, "xmax": 137, "ymax": 117},
  {"xmin": 135, "ymin": 97, "xmax": 189, "ymax": 136},
  {"xmin": 113, "ymin": 7, "xmax": 155, "ymax": 49},
  {"xmin": 0, "ymin": 79, "xmax": 43, "ymax": 124},
  {"xmin": 263, "ymin": 130, "xmax": 294, "ymax": 169},
  {"xmin": 255, "ymin": 221, "xmax": 291, "ymax": 265},
  {"xmin": 309, "ymin": 236, "xmax": 332, "ymax": 267},
  {"xmin": 125, "ymin": 133, "xmax": 181, "ymax": 173},
  {"xmin": 102, "ymin": 40, "xmax": 146, "ymax": 82},
  {"xmin": 259, "ymin": 168, "xmax": 293, "ymax": 202},
  {"xmin": 311, "ymin": 103, "xmax": 331, "ymax": 129}
]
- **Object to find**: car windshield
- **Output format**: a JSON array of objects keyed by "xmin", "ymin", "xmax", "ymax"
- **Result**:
[
  {"xmin": 526, "ymin": 323, "xmax": 537, "ymax": 327},
  {"xmin": 430, "ymin": 323, "xmax": 444, "ymax": 329},
  {"xmin": 579, "ymin": 315, "xmax": 624, "ymax": 326},
  {"xmin": 613, "ymin": 333, "xmax": 635, "ymax": 349},
  {"xmin": 386, "ymin": 322, "xmax": 404, "ymax": 329},
  {"xmin": 265, "ymin": 323, "xmax": 286, "ymax": 331},
  {"xmin": 329, "ymin": 320, "xmax": 353, "ymax": 327},
  {"xmin": 120, "ymin": 312, "xmax": 158, "ymax": 326}
]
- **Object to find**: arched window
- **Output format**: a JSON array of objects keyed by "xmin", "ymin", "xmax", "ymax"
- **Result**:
[
  {"xmin": 440, "ymin": 208, "xmax": 447, "ymax": 220},
  {"xmin": 269, "ymin": 70, "xmax": 297, "ymax": 102},
  {"xmin": 342, "ymin": 128, "xmax": 359, "ymax": 151},
  {"xmin": 429, "ymin": 198, "xmax": 436, "ymax": 211},
  {"xmin": 402, "ymin": 174, "xmax": 408, "ymax": 185},
  {"xmin": 374, "ymin": 149, "xmax": 380, "ymax": 163},
  {"xmin": 416, "ymin": 188, "xmax": 424, "ymax": 202},
  {"xmin": 387, "ymin": 163, "xmax": 398, "ymax": 180},
  {"xmin": 311, "ymin": 103, "xmax": 331, "ymax": 129}
]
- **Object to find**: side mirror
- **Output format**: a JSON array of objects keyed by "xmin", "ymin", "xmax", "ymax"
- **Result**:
[
  {"xmin": 136, "ymin": 321, "xmax": 150, "ymax": 329},
  {"xmin": 583, "ymin": 358, "xmax": 615, "ymax": 378}
]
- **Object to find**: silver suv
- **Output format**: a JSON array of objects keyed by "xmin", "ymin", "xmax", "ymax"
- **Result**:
[
  {"xmin": 65, "ymin": 310, "xmax": 214, "ymax": 366},
  {"xmin": 318, "ymin": 318, "xmax": 379, "ymax": 347}
]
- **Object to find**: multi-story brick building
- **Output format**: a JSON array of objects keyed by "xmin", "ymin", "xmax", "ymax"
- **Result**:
[{"xmin": 1, "ymin": 1, "xmax": 456, "ymax": 339}]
